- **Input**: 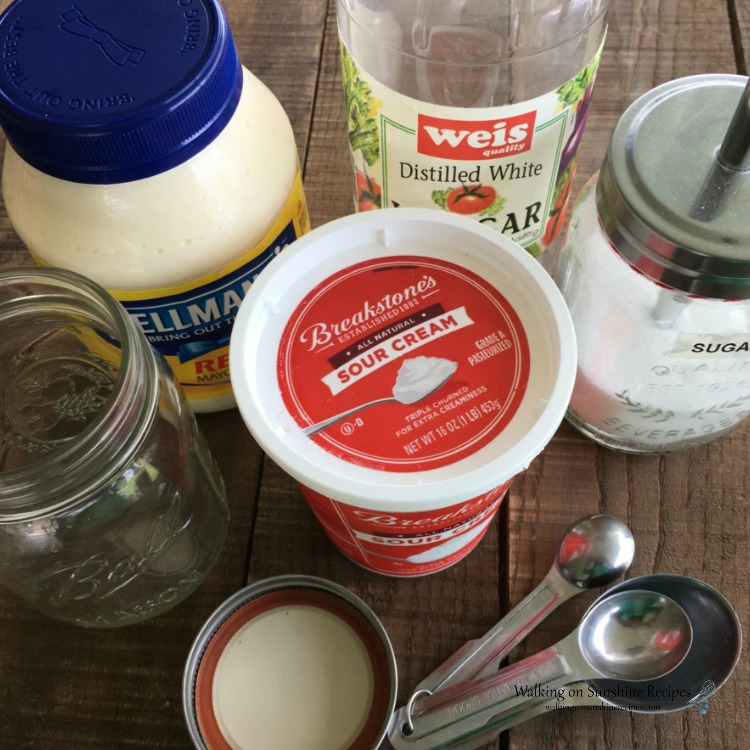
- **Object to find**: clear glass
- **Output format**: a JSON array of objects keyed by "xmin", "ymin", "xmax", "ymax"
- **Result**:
[
  {"xmin": 557, "ymin": 178, "xmax": 750, "ymax": 453},
  {"xmin": 0, "ymin": 268, "xmax": 229, "ymax": 626},
  {"xmin": 338, "ymin": 0, "xmax": 610, "ymax": 105}
]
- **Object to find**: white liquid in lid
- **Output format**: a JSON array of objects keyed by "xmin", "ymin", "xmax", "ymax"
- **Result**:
[{"xmin": 212, "ymin": 604, "xmax": 375, "ymax": 750}]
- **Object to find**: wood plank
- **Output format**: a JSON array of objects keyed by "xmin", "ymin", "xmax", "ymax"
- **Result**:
[
  {"xmin": 0, "ymin": 1, "xmax": 745, "ymax": 750},
  {"xmin": 730, "ymin": 0, "xmax": 750, "ymax": 72},
  {"xmin": 569, "ymin": 0, "xmax": 744, "ymax": 194},
  {"xmin": 303, "ymin": 0, "xmax": 355, "ymax": 227},
  {"xmin": 507, "ymin": 1, "xmax": 749, "ymax": 749}
]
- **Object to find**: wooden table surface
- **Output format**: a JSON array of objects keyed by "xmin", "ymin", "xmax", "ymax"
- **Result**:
[{"xmin": 0, "ymin": 1, "xmax": 748, "ymax": 748}]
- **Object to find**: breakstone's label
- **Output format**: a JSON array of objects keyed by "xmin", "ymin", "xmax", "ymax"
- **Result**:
[
  {"xmin": 113, "ymin": 172, "xmax": 309, "ymax": 404},
  {"xmin": 341, "ymin": 40, "xmax": 603, "ymax": 256},
  {"xmin": 278, "ymin": 255, "xmax": 531, "ymax": 471},
  {"xmin": 302, "ymin": 480, "xmax": 510, "ymax": 576}
]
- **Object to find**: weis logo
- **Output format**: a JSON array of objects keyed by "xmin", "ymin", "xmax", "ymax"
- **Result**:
[{"xmin": 417, "ymin": 111, "xmax": 536, "ymax": 160}]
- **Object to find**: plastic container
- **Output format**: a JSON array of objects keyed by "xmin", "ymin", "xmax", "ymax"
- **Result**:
[
  {"xmin": 0, "ymin": 0, "xmax": 310, "ymax": 412},
  {"xmin": 557, "ymin": 75, "xmax": 750, "ymax": 453},
  {"xmin": 337, "ymin": 0, "xmax": 609, "ymax": 258},
  {"xmin": 230, "ymin": 209, "xmax": 576, "ymax": 576},
  {"xmin": 0, "ymin": 267, "xmax": 229, "ymax": 627}
]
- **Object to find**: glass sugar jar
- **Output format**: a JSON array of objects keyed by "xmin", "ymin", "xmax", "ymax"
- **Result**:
[
  {"xmin": 557, "ymin": 74, "xmax": 750, "ymax": 453},
  {"xmin": 0, "ymin": 267, "xmax": 229, "ymax": 626}
]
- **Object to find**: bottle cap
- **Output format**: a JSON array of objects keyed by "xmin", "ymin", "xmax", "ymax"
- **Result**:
[
  {"xmin": 597, "ymin": 74, "xmax": 750, "ymax": 299},
  {"xmin": 0, "ymin": 0, "xmax": 241, "ymax": 183}
]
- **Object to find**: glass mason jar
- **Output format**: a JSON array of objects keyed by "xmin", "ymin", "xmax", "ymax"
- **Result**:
[
  {"xmin": 337, "ymin": 0, "xmax": 609, "ymax": 258},
  {"xmin": 557, "ymin": 75, "xmax": 750, "ymax": 453},
  {"xmin": 0, "ymin": 267, "xmax": 229, "ymax": 626}
]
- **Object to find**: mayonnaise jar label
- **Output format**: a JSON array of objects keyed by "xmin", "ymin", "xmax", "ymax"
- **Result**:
[
  {"xmin": 115, "ymin": 172, "xmax": 309, "ymax": 404},
  {"xmin": 340, "ymin": 40, "xmax": 604, "ymax": 256},
  {"xmin": 278, "ymin": 255, "xmax": 531, "ymax": 471}
]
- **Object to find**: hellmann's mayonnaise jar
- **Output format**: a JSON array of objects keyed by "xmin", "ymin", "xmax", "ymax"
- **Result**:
[{"xmin": 0, "ymin": 0, "xmax": 310, "ymax": 412}]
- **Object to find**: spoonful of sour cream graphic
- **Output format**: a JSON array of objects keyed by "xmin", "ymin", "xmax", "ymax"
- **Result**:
[{"xmin": 303, "ymin": 356, "xmax": 458, "ymax": 437}]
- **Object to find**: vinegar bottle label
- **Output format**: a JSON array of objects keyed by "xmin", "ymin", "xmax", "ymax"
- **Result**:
[{"xmin": 340, "ymin": 39, "xmax": 604, "ymax": 257}]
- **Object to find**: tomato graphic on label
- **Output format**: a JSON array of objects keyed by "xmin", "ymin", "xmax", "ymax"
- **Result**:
[
  {"xmin": 446, "ymin": 184, "xmax": 497, "ymax": 214},
  {"xmin": 432, "ymin": 184, "xmax": 506, "ymax": 217},
  {"xmin": 355, "ymin": 168, "xmax": 382, "ymax": 211}
]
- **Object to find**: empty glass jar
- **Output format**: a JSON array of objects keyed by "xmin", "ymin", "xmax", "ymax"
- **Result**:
[{"xmin": 0, "ymin": 267, "xmax": 229, "ymax": 626}]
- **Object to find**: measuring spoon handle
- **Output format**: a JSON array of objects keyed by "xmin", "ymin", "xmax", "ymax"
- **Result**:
[
  {"xmin": 442, "ymin": 684, "xmax": 595, "ymax": 750},
  {"xmin": 389, "ymin": 643, "xmax": 576, "ymax": 750},
  {"xmin": 413, "ymin": 570, "xmax": 575, "ymax": 695}
]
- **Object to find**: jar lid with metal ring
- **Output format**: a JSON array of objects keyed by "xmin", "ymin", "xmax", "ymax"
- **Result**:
[
  {"xmin": 596, "ymin": 74, "xmax": 750, "ymax": 299},
  {"xmin": 183, "ymin": 575, "xmax": 398, "ymax": 750}
]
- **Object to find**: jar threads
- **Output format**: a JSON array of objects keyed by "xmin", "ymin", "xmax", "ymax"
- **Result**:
[{"xmin": 0, "ymin": 267, "xmax": 229, "ymax": 626}]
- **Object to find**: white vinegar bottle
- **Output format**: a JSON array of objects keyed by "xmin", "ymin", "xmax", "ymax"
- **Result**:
[{"xmin": 337, "ymin": 0, "xmax": 609, "ymax": 259}]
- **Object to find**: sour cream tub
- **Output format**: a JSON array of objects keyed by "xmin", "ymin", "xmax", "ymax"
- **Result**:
[{"xmin": 230, "ymin": 209, "xmax": 576, "ymax": 576}]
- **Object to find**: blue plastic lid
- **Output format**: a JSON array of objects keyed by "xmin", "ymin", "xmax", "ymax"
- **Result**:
[{"xmin": 0, "ymin": 0, "xmax": 242, "ymax": 183}]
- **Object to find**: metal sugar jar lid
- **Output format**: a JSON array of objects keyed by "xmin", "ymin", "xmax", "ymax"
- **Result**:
[{"xmin": 596, "ymin": 74, "xmax": 750, "ymax": 299}]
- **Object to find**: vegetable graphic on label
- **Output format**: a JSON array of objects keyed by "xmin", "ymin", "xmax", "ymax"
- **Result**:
[
  {"xmin": 355, "ymin": 168, "xmax": 382, "ymax": 211},
  {"xmin": 432, "ymin": 184, "xmax": 506, "ymax": 217},
  {"xmin": 339, "ymin": 34, "xmax": 605, "ymax": 255},
  {"xmin": 541, "ymin": 49, "xmax": 602, "ymax": 247},
  {"xmin": 542, "ymin": 160, "xmax": 577, "ymax": 247},
  {"xmin": 304, "ymin": 356, "xmax": 457, "ymax": 437},
  {"xmin": 341, "ymin": 41, "xmax": 383, "ymax": 212},
  {"xmin": 340, "ymin": 43, "xmax": 381, "ymax": 166},
  {"xmin": 557, "ymin": 81, "xmax": 593, "ymax": 177}
]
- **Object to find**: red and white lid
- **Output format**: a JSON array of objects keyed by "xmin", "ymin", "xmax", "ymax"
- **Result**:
[{"xmin": 230, "ymin": 209, "xmax": 575, "ymax": 511}]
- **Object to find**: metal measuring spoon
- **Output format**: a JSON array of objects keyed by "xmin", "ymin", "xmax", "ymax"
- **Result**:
[
  {"xmin": 389, "ymin": 589, "xmax": 691, "ymax": 750},
  {"xmin": 587, "ymin": 573, "xmax": 742, "ymax": 710},
  {"xmin": 413, "ymin": 514, "xmax": 634, "ymax": 697},
  {"xmin": 439, "ymin": 573, "xmax": 743, "ymax": 750}
]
